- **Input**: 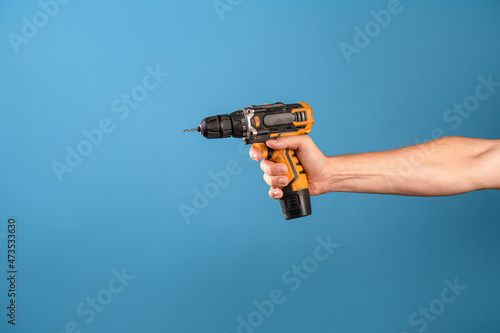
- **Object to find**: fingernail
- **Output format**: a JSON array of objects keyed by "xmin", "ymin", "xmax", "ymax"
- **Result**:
[
  {"xmin": 278, "ymin": 165, "xmax": 287, "ymax": 174},
  {"xmin": 279, "ymin": 177, "xmax": 288, "ymax": 186},
  {"xmin": 273, "ymin": 190, "xmax": 280, "ymax": 198},
  {"xmin": 252, "ymin": 153, "xmax": 258, "ymax": 160}
]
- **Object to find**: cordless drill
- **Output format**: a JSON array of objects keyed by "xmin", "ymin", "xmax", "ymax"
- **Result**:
[{"xmin": 183, "ymin": 102, "xmax": 314, "ymax": 220}]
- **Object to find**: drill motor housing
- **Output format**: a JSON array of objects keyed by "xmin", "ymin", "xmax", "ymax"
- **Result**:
[{"xmin": 199, "ymin": 102, "xmax": 314, "ymax": 143}]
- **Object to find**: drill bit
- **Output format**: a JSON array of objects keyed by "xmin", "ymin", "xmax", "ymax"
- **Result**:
[{"xmin": 182, "ymin": 127, "xmax": 200, "ymax": 132}]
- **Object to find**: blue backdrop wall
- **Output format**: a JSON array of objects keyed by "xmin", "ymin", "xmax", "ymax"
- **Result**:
[{"xmin": 1, "ymin": 0, "xmax": 499, "ymax": 332}]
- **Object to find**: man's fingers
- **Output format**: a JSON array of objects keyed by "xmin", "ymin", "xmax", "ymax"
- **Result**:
[
  {"xmin": 249, "ymin": 147, "xmax": 262, "ymax": 161},
  {"xmin": 251, "ymin": 137, "xmax": 310, "ymax": 201},
  {"xmin": 269, "ymin": 187, "xmax": 282, "ymax": 199},
  {"xmin": 260, "ymin": 159, "xmax": 287, "ymax": 176},
  {"xmin": 263, "ymin": 173, "xmax": 289, "ymax": 188}
]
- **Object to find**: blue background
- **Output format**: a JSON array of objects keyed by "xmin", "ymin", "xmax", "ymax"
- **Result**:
[{"xmin": 1, "ymin": 0, "xmax": 499, "ymax": 332}]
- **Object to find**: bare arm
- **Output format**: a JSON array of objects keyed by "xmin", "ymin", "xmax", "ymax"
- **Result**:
[
  {"xmin": 326, "ymin": 136, "xmax": 500, "ymax": 196},
  {"xmin": 249, "ymin": 136, "xmax": 500, "ymax": 198}
]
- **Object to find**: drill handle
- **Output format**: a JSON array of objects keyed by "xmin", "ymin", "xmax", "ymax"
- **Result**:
[{"xmin": 252, "ymin": 143, "xmax": 312, "ymax": 220}]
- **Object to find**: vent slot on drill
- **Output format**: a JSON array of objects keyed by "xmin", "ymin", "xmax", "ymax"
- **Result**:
[{"xmin": 295, "ymin": 111, "xmax": 307, "ymax": 122}]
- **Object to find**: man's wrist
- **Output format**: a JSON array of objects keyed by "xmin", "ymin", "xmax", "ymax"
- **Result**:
[
  {"xmin": 325, "ymin": 156, "xmax": 349, "ymax": 193},
  {"xmin": 323, "ymin": 156, "xmax": 347, "ymax": 193}
]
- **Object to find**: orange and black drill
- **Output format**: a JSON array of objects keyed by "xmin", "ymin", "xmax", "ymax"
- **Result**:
[{"xmin": 182, "ymin": 102, "xmax": 314, "ymax": 220}]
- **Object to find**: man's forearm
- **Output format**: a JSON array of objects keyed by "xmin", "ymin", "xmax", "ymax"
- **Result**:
[{"xmin": 326, "ymin": 136, "xmax": 500, "ymax": 196}]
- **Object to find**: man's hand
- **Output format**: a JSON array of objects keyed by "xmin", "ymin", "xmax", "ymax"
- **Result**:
[
  {"xmin": 249, "ymin": 136, "xmax": 331, "ymax": 199},
  {"xmin": 250, "ymin": 135, "xmax": 500, "ymax": 198}
]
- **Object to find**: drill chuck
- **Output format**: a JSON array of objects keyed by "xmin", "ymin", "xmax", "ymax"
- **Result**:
[
  {"xmin": 199, "ymin": 114, "xmax": 233, "ymax": 139},
  {"xmin": 191, "ymin": 111, "xmax": 246, "ymax": 139}
]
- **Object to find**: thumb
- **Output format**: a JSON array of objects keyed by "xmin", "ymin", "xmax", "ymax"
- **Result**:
[
  {"xmin": 266, "ymin": 135, "xmax": 314, "ymax": 152},
  {"xmin": 266, "ymin": 135, "xmax": 324, "ymax": 167}
]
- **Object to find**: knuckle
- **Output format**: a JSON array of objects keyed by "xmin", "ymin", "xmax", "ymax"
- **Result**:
[
  {"xmin": 261, "ymin": 159, "xmax": 275, "ymax": 174},
  {"xmin": 277, "ymin": 163, "xmax": 287, "ymax": 174},
  {"xmin": 260, "ymin": 160, "xmax": 267, "ymax": 172},
  {"xmin": 275, "ymin": 177, "xmax": 285, "ymax": 187},
  {"xmin": 263, "ymin": 174, "xmax": 273, "ymax": 186},
  {"xmin": 269, "ymin": 163, "xmax": 282, "ymax": 176}
]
